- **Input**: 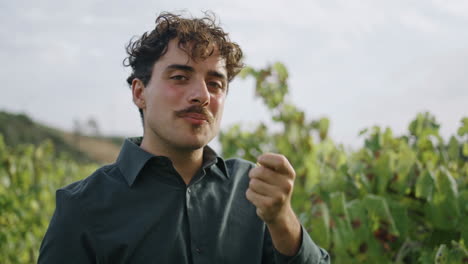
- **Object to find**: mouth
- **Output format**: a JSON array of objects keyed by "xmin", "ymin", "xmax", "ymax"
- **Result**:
[
  {"xmin": 179, "ymin": 113, "xmax": 209, "ymax": 125},
  {"xmin": 175, "ymin": 106, "xmax": 214, "ymax": 125}
]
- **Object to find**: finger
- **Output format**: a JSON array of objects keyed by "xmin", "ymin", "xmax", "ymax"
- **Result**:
[
  {"xmin": 257, "ymin": 153, "xmax": 295, "ymax": 176},
  {"xmin": 246, "ymin": 187, "xmax": 272, "ymax": 209},
  {"xmin": 248, "ymin": 177, "xmax": 280, "ymax": 197},
  {"xmin": 249, "ymin": 166, "xmax": 294, "ymax": 195},
  {"xmin": 249, "ymin": 166, "xmax": 277, "ymax": 182}
]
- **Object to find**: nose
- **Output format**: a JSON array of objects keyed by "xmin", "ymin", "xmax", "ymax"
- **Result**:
[{"xmin": 188, "ymin": 79, "xmax": 210, "ymax": 106}]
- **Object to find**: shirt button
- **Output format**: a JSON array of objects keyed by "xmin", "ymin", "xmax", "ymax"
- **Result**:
[
  {"xmin": 187, "ymin": 188, "xmax": 192, "ymax": 194},
  {"xmin": 196, "ymin": 248, "xmax": 202, "ymax": 254}
]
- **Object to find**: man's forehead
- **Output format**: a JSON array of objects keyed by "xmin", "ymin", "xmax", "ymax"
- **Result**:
[{"xmin": 159, "ymin": 40, "xmax": 227, "ymax": 73}]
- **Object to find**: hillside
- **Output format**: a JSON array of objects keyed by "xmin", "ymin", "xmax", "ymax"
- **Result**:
[{"xmin": 0, "ymin": 111, "xmax": 123, "ymax": 164}]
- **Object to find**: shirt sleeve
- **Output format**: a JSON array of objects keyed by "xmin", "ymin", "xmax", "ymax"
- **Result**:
[
  {"xmin": 38, "ymin": 189, "xmax": 96, "ymax": 264},
  {"xmin": 264, "ymin": 225, "xmax": 330, "ymax": 264}
]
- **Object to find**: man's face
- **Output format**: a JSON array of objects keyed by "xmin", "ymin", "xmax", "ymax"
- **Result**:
[{"xmin": 134, "ymin": 39, "xmax": 228, "ymax": 151}]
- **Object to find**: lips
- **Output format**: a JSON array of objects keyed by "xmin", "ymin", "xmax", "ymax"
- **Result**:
[
  {"xmin": 175, "ymin": 106, "xmax": 214, "ymax": 124},
  {"xmin": 178, "ymin": 112, "xmax": 211, "ymax": 125},
  {"xmin": 180, "ymin": 112, "xmax": 209, "ymax": 121}
]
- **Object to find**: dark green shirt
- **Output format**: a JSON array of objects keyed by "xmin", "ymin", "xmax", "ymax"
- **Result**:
[{"xmin": 39, "ymin": 137, "xmax": 329, "ymax": 264}]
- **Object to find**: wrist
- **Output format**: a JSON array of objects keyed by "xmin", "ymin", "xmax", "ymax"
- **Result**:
[
  {"xmin": 267, "ymin": 206, "xmax": 300, "ymax": 234},
  {"xmin": 266, "ymin": 207, "xmax": 302, "ymax": 256}
]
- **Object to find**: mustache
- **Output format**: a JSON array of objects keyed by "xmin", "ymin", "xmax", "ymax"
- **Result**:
[{"xmin": 175, "ymin": 105, "xmax": 214, "ymax": 123}]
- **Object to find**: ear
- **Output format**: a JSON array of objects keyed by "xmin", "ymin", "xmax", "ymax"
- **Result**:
[{"xmin": 132, "ymin": 79, "xmax": 146, "ymax": 109}]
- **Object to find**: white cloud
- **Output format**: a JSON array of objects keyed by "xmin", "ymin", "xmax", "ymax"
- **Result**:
[
  {"xmin": 399, "ymin": 11, "xmax": 443, "ymax": 33},
  {"xmin": 1, "ymin": 0, "xmax": 467, "ymax": 147},
  {"xmin": 432, "ymin": 0, "xmax": 468, "ymax": 18}
]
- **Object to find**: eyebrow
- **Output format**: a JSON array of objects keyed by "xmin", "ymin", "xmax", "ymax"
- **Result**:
[
  {"xmin": 207, "ymin": 70, "xmax": 227, "ymax": 82},
  {"xmin": 166, "ymin": 64, "xmax": 194, "ymax": 73},
  {"xmin": 166, "ymin": 64, "xmax": 227, "ymax": 81}
]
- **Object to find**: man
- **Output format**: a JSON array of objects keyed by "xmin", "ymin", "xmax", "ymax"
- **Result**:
[{"xmin": 38, "ymin": 12, "xmax": 330, "ymax": 263}]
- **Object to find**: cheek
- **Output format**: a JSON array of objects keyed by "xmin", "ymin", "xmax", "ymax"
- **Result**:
[
  {"xmin": 166, "ymin": 84, "xmax": 183, "ymax": 97},
  {"xmin": 211, "ymin": 94, "xmax": 226, "ymax": 116},
  {"xmin": 152, "ymin": 84, "xmax": 182, "ymax": 105}
]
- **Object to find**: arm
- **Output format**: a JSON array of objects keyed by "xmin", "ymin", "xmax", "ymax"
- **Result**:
[
  {"xmin": 247, "ymin": 154, "xmax": 330, "ymax": 263},
  {"xmin": 38, "ymin": 189, "xmax": 95, "ymax": 264},
  {"xmin": 262, "ymin": 225, "xmax": 330, "ymax": 264}
]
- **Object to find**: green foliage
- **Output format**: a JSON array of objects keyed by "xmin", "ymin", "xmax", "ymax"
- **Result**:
[
  {"xmin": 220, "ymin": 62, "xmax": 468, "ymax": 263},
  {"xmin": 1, "ymin": 62, "xmax": 466, "ymax": 263},
  {"xmin": 0, "ymin": 135, "xmax": 97, "ymax": 263}
]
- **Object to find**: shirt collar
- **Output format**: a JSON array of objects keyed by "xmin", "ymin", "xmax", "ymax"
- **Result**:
[
  {"xmin": 202, "ymin": 144, "xmax": 229, "ymax": 179},
  {"xmin": 116, "ymin": 137, "xmax": 229, "ymax": 187}
]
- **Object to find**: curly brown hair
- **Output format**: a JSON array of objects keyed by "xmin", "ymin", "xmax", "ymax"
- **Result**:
[{"xmin": 123, "ymin": 11, "xmax": 244, "ymax": 87}]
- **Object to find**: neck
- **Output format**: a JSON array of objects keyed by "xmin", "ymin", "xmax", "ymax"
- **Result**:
[{"xmin": 140, "ymin": 135, "xmax": 204, "ymax": 185}]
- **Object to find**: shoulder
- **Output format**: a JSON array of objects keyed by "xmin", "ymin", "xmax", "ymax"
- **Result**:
[
  {"xmin": 38, "ymin": 165, "xmax": 121, "ymax": 262},
  {"xmin": 224, "ymin": 157, "xmax": 255, "ymax": 168},
  {"xmin": 224, "ymin": 157, "xmax": 256, "ymax": 178},
  {"xmin": 57, "ymin": 163, "xmax": 122, "ymax": 204}
]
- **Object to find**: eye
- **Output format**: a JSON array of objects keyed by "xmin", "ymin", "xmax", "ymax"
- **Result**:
[
  {"xmin": 208, "ymin": 81, "xmax": 225, "ymax": 91},
  {"xmin": 170, "ymin": 75, "xmax": 188, "ymax": 81}
]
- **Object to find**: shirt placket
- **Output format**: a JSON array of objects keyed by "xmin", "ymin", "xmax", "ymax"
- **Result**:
[{"xmin": 185, "ymin": 170, "xmax": 210, "ymax": 264}]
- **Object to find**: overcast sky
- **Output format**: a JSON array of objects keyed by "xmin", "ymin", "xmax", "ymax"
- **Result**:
[{"xmin": 1, "ymin": 0, "xmax": 467, "ymax": 150}]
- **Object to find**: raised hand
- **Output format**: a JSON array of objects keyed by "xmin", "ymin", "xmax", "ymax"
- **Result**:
[
  {"xmin": 246, "ymin": 153, "xmax": 302, "ymax": 256},
  {"xmin": 246, "ymin": 153, "xmax": 296, "ymax": 225}
]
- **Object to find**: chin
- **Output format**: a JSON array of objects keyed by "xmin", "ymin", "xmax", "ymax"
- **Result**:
[
  {"xmin": 176, "ymin": 142, "xmax": 207, "ymax": 152},
  {"xmin": 175, "ymin": 137, "xmax": 211, "ymax": 151},
  {"xmin": 191, "ymin": 138, "xmax": 211, "ymax": 149}
]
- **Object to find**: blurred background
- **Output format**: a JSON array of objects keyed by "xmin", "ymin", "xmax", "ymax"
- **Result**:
[
  {"xmin": 1, "ymin": 0, "xmax": 467, "ymax": 151},
  {"xmin": 1, "ymin": 1, "xmax": 468, "ymax": 263}
]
